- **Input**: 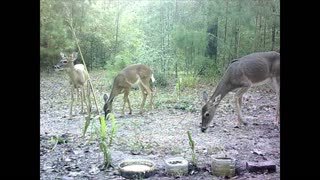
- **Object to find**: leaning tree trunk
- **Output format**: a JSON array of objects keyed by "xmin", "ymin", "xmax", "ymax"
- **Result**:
[
  {"xmin": 223, "ymin": 0, "xmax": 229, "ymax": 62},
  {"xmin": 214, "ymin": 17, "xmax": 218, "ymax": 63},
  {"xmin": 234, "ymin": 0, "xmax": 241, "ymax": 58},
  {"xmin": 224, "ymin": 0, "xmax": 228, "ymax": 43},
  {"xmin": 263, "ymin": 17, "xmax": 267, "ymax": 48},
  {"xmin": 271, "ymin": 4, "xmax": 276, "ymax": 51},
  {"xmin": 114, "ymin": 0, "xmax": 120, "ymax": 57}
]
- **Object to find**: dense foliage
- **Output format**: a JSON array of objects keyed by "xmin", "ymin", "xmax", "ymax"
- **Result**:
[{"xmin": 41, "ymin": 0, "xmax": 280, "ymax": 83}]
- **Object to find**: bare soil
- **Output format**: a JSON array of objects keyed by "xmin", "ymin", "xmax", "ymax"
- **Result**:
[{"xmin": 40, "ymin": 71, "xmax": 280, "ymax": 180}]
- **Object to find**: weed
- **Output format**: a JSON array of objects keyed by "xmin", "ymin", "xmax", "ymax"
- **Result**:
[{"xmin": 187, "ymin": 131, "xmax": 197, "ymax": 166}]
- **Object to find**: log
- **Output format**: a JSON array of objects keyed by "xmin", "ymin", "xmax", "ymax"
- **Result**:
[{"xmin": 246, "ymin": 161, "xmax": 276, "ymax": 173}]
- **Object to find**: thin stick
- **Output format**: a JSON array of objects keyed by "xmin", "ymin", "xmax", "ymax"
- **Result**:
[{"xmin": 65, "ymin": 16, "xmax": 101, "ymax": 136}]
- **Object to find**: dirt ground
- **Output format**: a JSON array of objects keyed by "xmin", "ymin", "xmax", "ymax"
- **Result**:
[{"xmin": 40, "ymin": 71, "xmax": 280, "ymax": 180}]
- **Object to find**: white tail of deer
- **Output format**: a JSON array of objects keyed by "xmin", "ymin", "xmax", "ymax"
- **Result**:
[
  {"xmin": 54, "ymin": 52, "xmax": 91, "ymax": 119},
  {"xmin": 103, "ymin": 64, "xmax": 156, "ymax": 118},
  {"xmin": 201, "ymin": 51, "xmax": 280, "ymax": 132}
]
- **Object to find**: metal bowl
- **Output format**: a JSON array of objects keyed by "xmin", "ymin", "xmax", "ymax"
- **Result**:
[{"xmin": 118, "ymin": 159, "xmax": 156, "ymax": 179}]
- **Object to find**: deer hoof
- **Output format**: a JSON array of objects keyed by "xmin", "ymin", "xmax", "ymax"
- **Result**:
[{"xmin": 234, "ymin": 121, "xmax": 247, "ymax": 128}]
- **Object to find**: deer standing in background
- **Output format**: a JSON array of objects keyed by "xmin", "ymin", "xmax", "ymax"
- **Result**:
[
  {"xmin": 103, "ymin": 64, "xmax": 156, "ymax": 118},
  {"xmin": 54, "ymin": 52, "xmax": 91, "ymax": 119},
  {"xmin": 201, "ymin": 51, "xmax": 280, "ymax": 132}
]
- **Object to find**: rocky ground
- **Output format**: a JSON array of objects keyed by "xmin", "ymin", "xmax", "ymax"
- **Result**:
[{"xmin": 40, "ymin": 71, "xmax": 280, "ymax": 180}]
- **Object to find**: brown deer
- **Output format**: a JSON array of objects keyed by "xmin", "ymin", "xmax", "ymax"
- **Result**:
[
  {"xmin": 103, "ymin": 64, "xmax": 156, "ymax": 118},
  {"xmin": 201, "ymin": 51, "xmax": 280, "ymax": 132},
  {"xmin": 54, "ymin": 52, "xmax": 91, "ymax": 119}
]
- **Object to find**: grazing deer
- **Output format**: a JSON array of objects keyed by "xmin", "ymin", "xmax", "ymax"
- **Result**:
[
  {"xmin": 103, "ymin": 64, "xmax": 156, "ymax": 118},
  {"xmin": 201, "ymin": 51, "xmax": 280, "ymax": 132},
  {"xmin": 54, "ymin": 52, "xmax": 91, "ymax": 119}
]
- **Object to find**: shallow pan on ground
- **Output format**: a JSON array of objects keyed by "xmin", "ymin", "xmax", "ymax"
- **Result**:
[{"xmin": 118, "ymin": 159, "xmax": 156, "ymax": 179}]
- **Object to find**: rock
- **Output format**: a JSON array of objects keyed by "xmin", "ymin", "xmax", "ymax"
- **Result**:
[
  {"xmin": 61, "ymin": 176, "xmax": 74, "ymax": 180},
  {"xmin": 251, "ymin": 149, "xmax": 265, "ymax": 156},
  {"xmin": 89, "ymin": 165, "xmax": 100, "ymax": 175},
  {"xmin": 43, "ymin": 166, "xmax": 53, "ymax": 171},
  {"xmin": 246, "ymin": 161, "xmax": 276, "ymax": 173}
]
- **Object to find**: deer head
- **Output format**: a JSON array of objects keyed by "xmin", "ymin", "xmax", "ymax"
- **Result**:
[
  {"xmin": 201, "ymin": 92, "xmax": 221, "ymax": 132},
  {"xmin": 54, "ymin": 52, "xmax": 78, "ymax": 71}
]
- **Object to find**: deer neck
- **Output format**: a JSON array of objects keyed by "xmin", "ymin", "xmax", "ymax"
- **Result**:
[
  {"xmin": 209, "ymin": 77, "xmax": 233, "ymax": 103},
  {"xmin": 107, "ymin": 86, "xmax": 120, "ymax": 103},
  {"xmin": 66, "ymin": 65, "xmax": 78, "ymax": 84}
]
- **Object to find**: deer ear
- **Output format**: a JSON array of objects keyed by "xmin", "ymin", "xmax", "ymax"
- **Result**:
[
  {"xmin": 60, "ymin": 52, "xmax": 65, "ymax": 58},
  {"xmin": 214, "ymin": 94, "xmax": 221, "ymax": 102},
  {"xmin": 203, "ymin": 91, "xmax": 209, "ymax": 103},
  {"xmin": 72, "ymin": 52, "xmax": 78, "ymax": 61},
  {"xmin": 103, "ymin": 94, "xmax": 109, "ymax": 102},
  {"xmin": 212, "ymin": 95, "xmax": 221, "ymax": 106}
]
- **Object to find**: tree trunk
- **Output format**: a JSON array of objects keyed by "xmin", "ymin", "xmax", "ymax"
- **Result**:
[
  {"xmin": 90, "ymin": 40, "xmax": 93, "ymax": 70},
  {"xmin": 271, "ymin": 3, "xmax": 276, "ymax": 51},
  {"xmin": 160, "ymin": 4, "xmax": 164, "ymax": 74},
  {"xmin": 114, "ymin": 0, "xmax": 120, "ymax": 56},
  {"xmin": 175, "ymin": 61, "xmax": 178, "ymax": 79},
  {"xmin": 234, "ymin": 0, "xmax": 241, "ymax": 57},
  {"xmin": 263, "ymin": 18, "xmax": 267, "ymax": 48},
  {"xmin": 224, "ymin": 0, "xmax": 229, "ymax": 43},
  {"xmin": 174, "ymin": 0, "xmax": 178, "ymax": 78},
  {"xmin": 215, "ymin": 17, "xmax": 218, "ymax": 63},
  {"xmin": 236, "ymin": 25, "xmax": 241, "ymax": 57},
  {"xmin": 257, "ymin": 15, "xmax": 262, "ymax": 50},
  {"xmin": 252, "ymin": 14, "xmax": 258, "ymax": 51},
  {"xmin": 223, "ymin": 0, "xmax": 229, "ymax": 62}
]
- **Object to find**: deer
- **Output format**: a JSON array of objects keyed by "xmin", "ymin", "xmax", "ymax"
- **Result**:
[
  {"xmin": 201, "ymin": 51, "xmax": 280, "ymax": 132},
  {"xmin": 54, "ymin": 52, "xmax": 91, "ymax": 119},
  {"xmin": 103, "ymin": 64, "xmax": 156, "ymax": 119}
]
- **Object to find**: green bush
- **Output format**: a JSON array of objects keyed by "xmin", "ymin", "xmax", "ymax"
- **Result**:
[
  {"xmin": 154, "ymin": 73, "xmax": 168, "ymax": 87},
  {"xmin": 183, "ymin": 75, "xmax": 197, "ymax": 88}
]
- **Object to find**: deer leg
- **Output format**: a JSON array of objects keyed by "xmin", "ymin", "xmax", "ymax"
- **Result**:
[
  {"xmin": 140, "ymin": 80, "xmax": 154, "ymax": 111},
  {"xmin": 81, "ymin": 86, "xmax": 90, "ymax": 115},
  {"xmin": 148, "ymin": 86, "xmax": 155, "ymax": 110},
  {"xmin": 75, "ymin": 88, "xmax": 79, "ymax": 105},
  {"xmin": 80, "ymin": 88, "xmax": 85, "ymax": 114},
  {"xmin": 271, "ymin": 77, "xmax": 280, "ymax": 125},
  {"xmin": 126, "ymin": 90, "xmax": 132, "ymax": 115},
  {"xmin": 138, "ymin": 83, "xmax": 148, "ymax": 114},
  {"xmin": 83, "ymin": 85, "xmax": 91, "ymax": 116},
  {"xmin": 123, "ymin": 89, "xmax": 132, "ymax": 115},
  {"xmin": 87, "ymin": 82, "xmax": 92, "ymax": 113},
  {"xmin": 235, "ymin": 86, "xmax": 251, "ymax": 126},
  {"xmin": 69, "ymin": 86, "xmax": 75, "ymax": 119}
]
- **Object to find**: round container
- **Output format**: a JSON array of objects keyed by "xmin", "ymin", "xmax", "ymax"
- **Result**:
[
  {"xmin": 118, "ymin": 159, "xmax": 156, "ymax": 179},
  {"xmin": 211, "ymin": 157, "xmax": 236, "ymax": 178},
  {"xmin": 164, "ymin": 157, "xmax": 189, "ymax": 176}
]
